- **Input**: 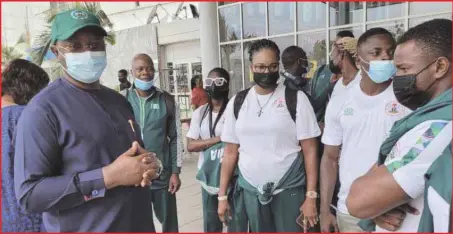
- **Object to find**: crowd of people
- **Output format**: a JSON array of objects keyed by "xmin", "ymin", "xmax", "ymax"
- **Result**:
[{"xmin": 1, "ymin": 8, "xmax": 451, "ymax": 233}]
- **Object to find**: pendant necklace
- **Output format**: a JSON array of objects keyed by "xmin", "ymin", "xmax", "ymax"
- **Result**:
[{"xmin": 256, "ymin": 90, "xmax": 275, "ymax": 117}]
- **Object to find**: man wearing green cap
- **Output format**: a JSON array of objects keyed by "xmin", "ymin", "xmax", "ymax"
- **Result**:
[{"xmin": 14, "ymin": 9, "xmax": 161, "ymax": 232}]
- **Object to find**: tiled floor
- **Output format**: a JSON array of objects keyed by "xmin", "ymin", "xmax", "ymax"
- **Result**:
[
  {"xmin": 155, "ymin": 154, "xmax": 230, "ymax": 232},
  {"xmin": 154, "ymin": 155, "xmax": 205, "ymax": 232},
  {"xmin": 154, "ymin": 126, "xmax": 224, "ymax": 232}
]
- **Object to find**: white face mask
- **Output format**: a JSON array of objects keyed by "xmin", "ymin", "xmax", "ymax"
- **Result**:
[{"xmin": 60, "ymin": 49, "xmax": 107, "ymax": 84}]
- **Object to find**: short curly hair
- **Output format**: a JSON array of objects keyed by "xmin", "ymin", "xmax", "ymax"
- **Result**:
[
  {"xmin": 2, "ymin": 59, "xmax": 50, "ymax": 105},
  {"xmin": 398, "ymin": 19, "xmax": 452, "ymax": 61}
]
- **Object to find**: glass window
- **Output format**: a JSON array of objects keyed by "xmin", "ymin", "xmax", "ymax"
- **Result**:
[
  {"xmin": 243, "ymin": 40, "xmax": 257, "ymax": 89},
  {"xmin": 242, "ymin": 2, "xmax": 266, "ymax": 39},
  {"xmin": 218, "ymin": 2, "xmax": 235, "ymax": 7},
  {"xmin": 175, "ymin": 63, "xmax": 189, "ymax": 95},
  {"xmin": 410, "ymin": 2, "xmax": 452, "ymax": 16},
  {"xmin": 219, "ymin": 6, "xmax": 241, "ymax": 42},
  {"xmin": 409, "ymin": 14, "xmax": 452, "ymax": 28},
  {"xmin": 297, "ymin": 2, "xmax": 327, "ymax": 31},
  {"xmin": 298, "ymin": 32, "xmax": 327, "ymax": 79},
  {"xmin": 366, "ymin": 2, "xmax": 405, "ymax": 21},
  {"xmin": 221, "ymin": 43, "xmax": 243, "ymax": 94},
  {"xmin": 272, "ymin": 35, "xmax": 295, "ymax": 67},
  {"xmin": 366, "ymin": 20, "xmax": 405, "ymax": 41},
  {"xmin": 329, "ymin": 27, "xmax": 363, "ymax": 46},
  {"xmin": 269, "ymin": 2, "xmax": 294, "ymax": 36},
  {"xmin": 329, "ymin": 2, "xmax": 364, "ymax": 26},
  {"xmin": 191, "ymin": 62, "xmax": 202, "ymax": 77}
]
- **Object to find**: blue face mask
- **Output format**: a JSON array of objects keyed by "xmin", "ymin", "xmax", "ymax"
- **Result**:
[
  {"xmin": 360, "ymin": 57, "xmax": 396, "ymax": 83},
  {"xmin": 61, "ymin": 50, "xmax": 107, "ymax": 84},
  {"xmin": 134, "ymin": 78, "xmax": 154, "ymax": 91}
]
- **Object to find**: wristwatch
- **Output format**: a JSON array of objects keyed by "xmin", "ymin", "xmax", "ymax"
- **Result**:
[
  {"xmin": 218, "ymin": 195, "xmax": 228, "ymax": 201},
  {"xmin": 306, "ymin": 191, "xmax": 318, "ymax": 199}
]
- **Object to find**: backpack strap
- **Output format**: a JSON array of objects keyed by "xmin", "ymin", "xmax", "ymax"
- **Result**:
[
  {"xmin": 233, "ymin": 88, "xmax": 251, "ymax": 119},
  {"xmin": 162, "ymin": 91, "xmax": 176, "ymax": 122},
  {"xmin": 199, "ymin": 104, "xmax": 210, "ymax": 127},
  {"xmin": 284, "ymin": 87, "xmax": 298, "ymax": 123}
]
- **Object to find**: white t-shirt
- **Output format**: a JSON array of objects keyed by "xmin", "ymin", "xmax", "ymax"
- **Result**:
[
  {"xmin": 330, "ymin": 71, "xmax": 362, "ymax": 99},
  {"xmin": 221, "ymin": 83, "xmax": 321, "ymax": 190},
  {"xmin": 322, "ymin": 82, "xmax": 411, "ymax": 214},
  {"xmin": 187, "ymin": 104, "xmax": 226, "ymax": 170},
  {"xmin": 377, "ymin": 120, "xmax": 452, "ymax": 232}
]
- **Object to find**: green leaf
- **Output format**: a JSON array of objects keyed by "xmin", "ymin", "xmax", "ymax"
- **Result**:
[
  {"xmin": 2, "ymin": 45, "xmax": 23, "ymax": 65},
  {"xmin": 31, "ymin": 2, "xmax": 116, "ymax": 66}
]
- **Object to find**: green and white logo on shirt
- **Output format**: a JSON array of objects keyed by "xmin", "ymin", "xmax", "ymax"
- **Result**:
[
  {"xmin": 344, "ymin": 107, "xmax": 354, "ymax": 116},
  {"xmin": 210, "ymin": 147, "xmax": 224, "ymax": 162}
]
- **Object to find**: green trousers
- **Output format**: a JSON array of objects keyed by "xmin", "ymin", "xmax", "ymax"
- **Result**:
[
  {"xmin": 242, "ymin": 186, "xmax": 313, "ymax": 232},
  {"xmin": 150, "ymin": 188, "xmax": 179, "ymax": 232},
  {"xmin": 227, "ymin": 185, "xmax": 249, "ymax": 233},
  {"xmin": 201, "ymin": 189, "xmax": 223, "ymax": 232},
  {"xmin": 201, "ymin": 188, "xmax": 250, "ymax": 233}
]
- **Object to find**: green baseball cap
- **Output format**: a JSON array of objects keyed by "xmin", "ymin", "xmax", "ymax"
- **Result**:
[{"xmin": 51, "ymin": 9, "xmax": 107, "ymax": 44}]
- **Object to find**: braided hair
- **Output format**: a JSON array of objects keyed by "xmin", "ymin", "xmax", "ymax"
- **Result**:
[
  {"xmin": 248, "ymin": 39, "xmax": 281, "ymax": 62},
  {"xmin": 201, "ymin": 67, "xmax": 230, "ymax": 137}
]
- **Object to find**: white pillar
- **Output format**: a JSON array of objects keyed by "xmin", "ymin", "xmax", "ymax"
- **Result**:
[{"xmin": 199, "ymin": 2, "xmax": 220, "ymax": 80}]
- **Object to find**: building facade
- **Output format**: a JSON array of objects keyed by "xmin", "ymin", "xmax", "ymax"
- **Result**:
[
  {"xmin": 215, "ymin": 2, "xmax": 452, "ymax": 95},
  {"xmin": 2, "ymin": 2, "xmax": 452, "ymax": 118}
]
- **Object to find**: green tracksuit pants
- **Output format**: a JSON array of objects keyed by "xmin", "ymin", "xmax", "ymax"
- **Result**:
[
  {"xmin": 201, "ymin": 188, "xmax": 250, "ymax": 233},
  {"xmin": 151, "ymin": 188, "xmax": 179, "ymax": 232}
]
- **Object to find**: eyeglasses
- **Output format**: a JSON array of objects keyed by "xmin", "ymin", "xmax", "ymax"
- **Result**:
[
  {"xmin": 205, "ymin": 77, "xmax": 228, "ymax": 87},
  {"xmin": 58, "ymin": 39, "xmax": 106, "ymax": 52},
  {"xmin": 253, "ymin": 63, "xmax": 279, "ymax": 73}
]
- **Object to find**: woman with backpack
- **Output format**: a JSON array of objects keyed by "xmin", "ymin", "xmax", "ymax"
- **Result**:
[
  {"xmin": 187, "ymin": 68, "xmax": 247, "ymax": 232},
  {"xmin": 217, "ymin": 39, "xmax": 321, "ymax": 232}
]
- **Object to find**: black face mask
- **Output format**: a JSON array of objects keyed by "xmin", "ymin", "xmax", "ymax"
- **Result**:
[
  {"xmin": 393, "ymin": 61, "xmax": 438, "ymax": 110},
  {"xmin": 253, "ymin": 71, "xmax": 280, "ymax": 89},
  {"xmin": 205, "ymin": 86, "xmax": 229, "ymax": 100},
  {"xmin": 329, "ymin": 60, "xmax": 342, "ymax": 74},
  {"xmin": 296, "ymin": 63, "xmax": 308, "ymax": 77}
]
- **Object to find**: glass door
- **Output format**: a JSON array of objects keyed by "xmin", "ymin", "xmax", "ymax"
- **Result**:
[{"xmin": 174, "ymin": 63, "xmax": 190, "ymax": 119}]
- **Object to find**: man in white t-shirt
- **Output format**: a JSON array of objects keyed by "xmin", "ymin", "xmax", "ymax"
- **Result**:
[
  {"xmin": 329, "ymin": 35, "xmax": 361, "ymax": 100},
  {"xmin": 319, "ymin": 34, "xmax": 361, "ymax": 223},
  {"xmin": 346, "ymin": 19, "xmax": 452, "ymax": 232},
  {"xmin": 320, "ymin": 28, "xmax": 411, "ymax": 232}
]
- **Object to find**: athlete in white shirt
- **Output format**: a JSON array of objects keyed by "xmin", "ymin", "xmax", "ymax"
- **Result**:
[
  {"xmin": 329, "ymin": 34, "xmax": 361, "ymax": 99},
  {"xmin": 186, "ymin": 68, "xmax": 232, "ymax": 232},
  {"xmin": 320, "ymin": 28, "xmax": 411, "ymax": 232},
  {"xmin": 217, "ymin": 39, "xmax": 321, "ymax": 232},
  {"xmin": 347, "ymin": 19, "xmax": 452, "ymax": 233}
]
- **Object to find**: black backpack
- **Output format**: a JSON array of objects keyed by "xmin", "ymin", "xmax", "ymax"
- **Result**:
[{"xmin": 233, "ymin": 87, "xmax": 298, "ymax": 122}]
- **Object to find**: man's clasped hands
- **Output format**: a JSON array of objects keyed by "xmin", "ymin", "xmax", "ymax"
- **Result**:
[{"xmin": 102, "ymin": 141, "xmax": 162, "ymax": 189}]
